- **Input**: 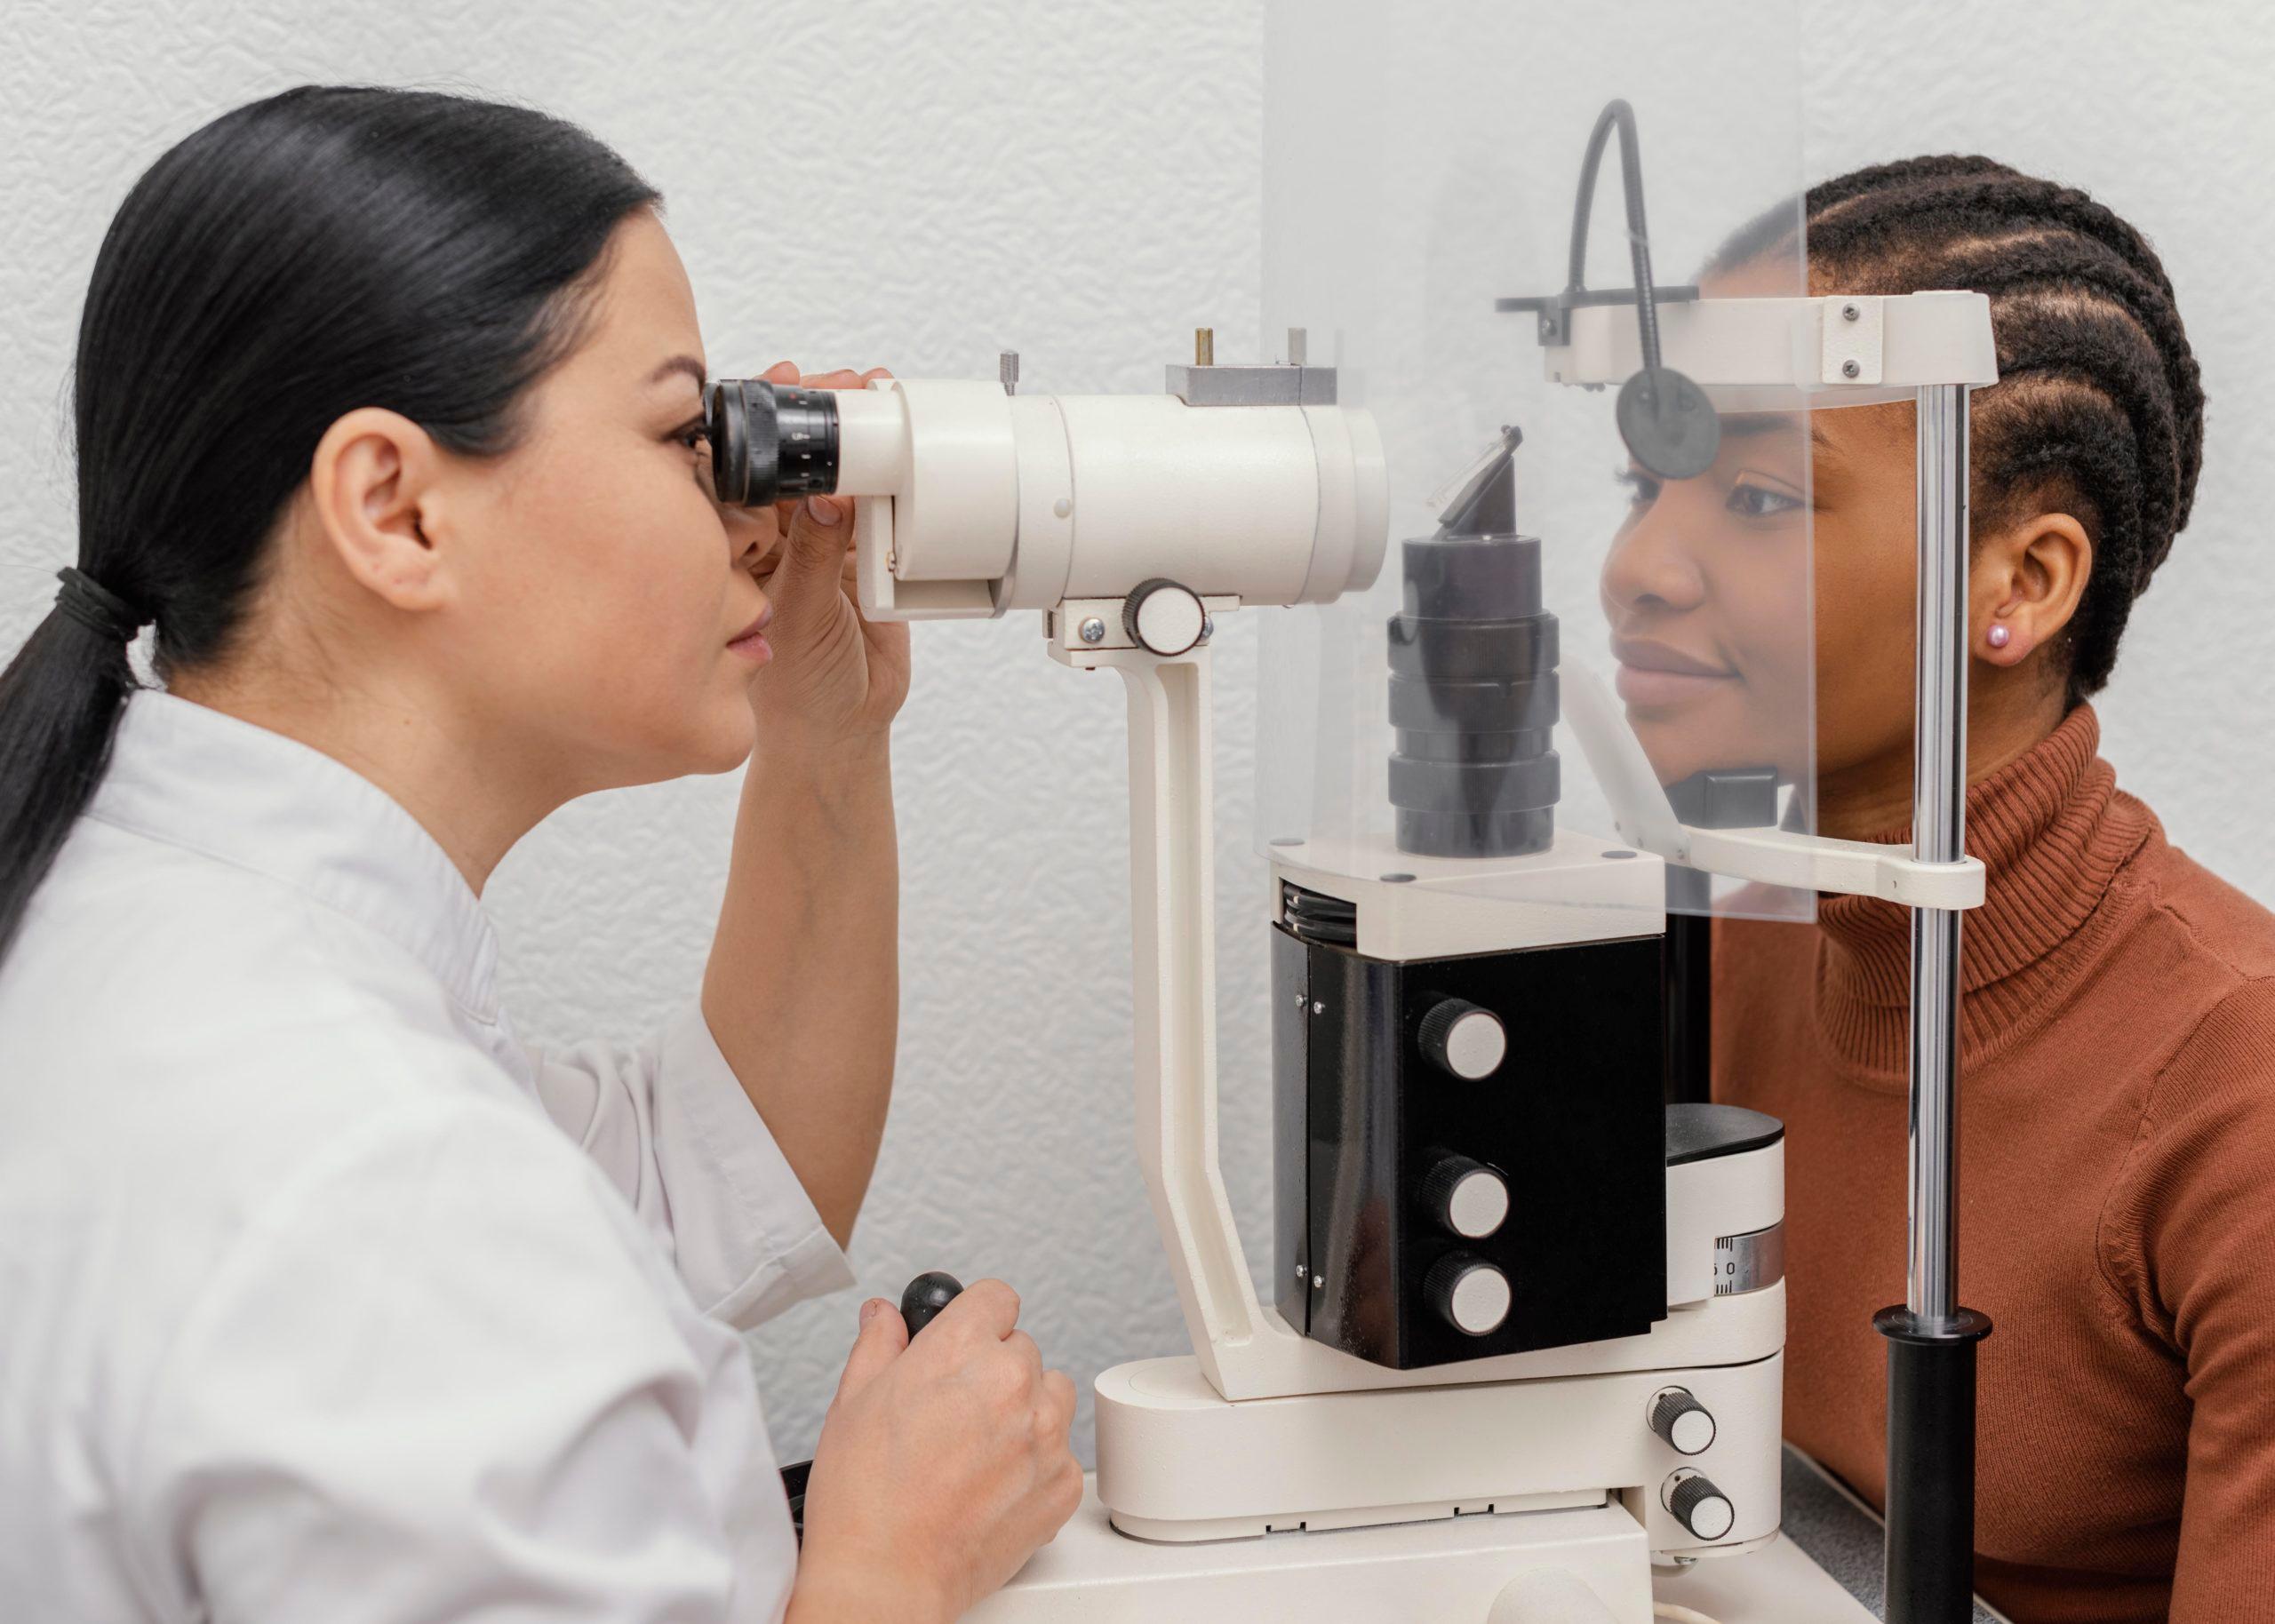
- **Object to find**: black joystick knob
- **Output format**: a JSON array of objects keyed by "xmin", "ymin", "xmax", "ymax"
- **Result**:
[{"xmin": 899, "ymin": 1271, "xmax": 964, "ymax": 1338}]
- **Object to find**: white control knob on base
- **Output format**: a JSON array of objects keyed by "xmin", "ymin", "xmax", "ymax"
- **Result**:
[
  {"xmin": 1418, "ymin": 999, "xmax": 1507, "ymax": 1079},
  {"xmin": 1648, "ymin": 1387, "xmax": 1717, "ymax": 1455},
  {"xmin": 1425, "ymin": 1254, "xmax": 1511, "ymax": 1336},
  {"xmin": 1122, "ymin": 577, "xmax": 1209, "ymax": 656},
  {"xmin": 1663, "ymin": 1471, "xmax": 1736, "ymax": 1541},
  {"xmin": 1422, "ymin": 1156, "xmax": 1510, "ymax": 1239}
]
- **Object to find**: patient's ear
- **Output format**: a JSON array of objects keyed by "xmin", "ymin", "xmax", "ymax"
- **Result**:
[{"xmin": 1973, "ymin": 500, "xmax": 2092, "ymax": 673}]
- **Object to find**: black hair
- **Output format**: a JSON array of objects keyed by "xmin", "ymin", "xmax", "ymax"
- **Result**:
[
  {"xmin": 0, "ymin": 85, "xmax": 660, "ymax": 964},
  {"xmin": 1711, "ymin": 155, "xmax": 2204, "ymax": 709}
]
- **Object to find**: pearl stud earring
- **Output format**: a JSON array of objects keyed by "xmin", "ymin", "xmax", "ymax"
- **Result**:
[{"xmin": 1987, "ymin": 623, "xmax": 2012, "ymax": 650}]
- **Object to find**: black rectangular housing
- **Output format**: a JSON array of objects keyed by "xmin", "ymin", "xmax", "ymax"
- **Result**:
[{"xmin": 1273, "ymin": 920, "xmax": 1667, "ymax": 1369}]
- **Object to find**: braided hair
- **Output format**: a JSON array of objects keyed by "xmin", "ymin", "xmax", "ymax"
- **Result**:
[{"xmin": 1714, "ymin": 156, "xmax": 2205, "ymax": 706}]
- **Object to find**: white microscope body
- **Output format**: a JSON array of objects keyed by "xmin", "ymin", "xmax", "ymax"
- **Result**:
[
  {"xmin": 754, "ymin": 318, "xmax": 1921, "ymax": 1619},
  {"xmin": 731, "ymin": 272, "xmax": 1996, "ymax": 1621}
]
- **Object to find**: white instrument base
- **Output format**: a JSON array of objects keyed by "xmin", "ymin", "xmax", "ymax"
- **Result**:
[
  {"xmin": 1095, "ymin": 1352, "xmax": 1783, "ymax": 1558},
  {"xmin": 968, "ymin": 1477, "xmax": 1877, "ymax": 1623}
]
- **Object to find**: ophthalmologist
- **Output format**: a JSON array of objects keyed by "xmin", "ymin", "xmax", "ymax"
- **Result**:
[{"xmin": 0, "ymin": 85, "xmax": 1082, "ymax": 1624}]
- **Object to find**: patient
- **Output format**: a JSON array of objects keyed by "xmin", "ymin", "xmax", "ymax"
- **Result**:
[{"xmin": 1600, "ymin": 157, "xmax": 2271, "ymax": 1624}]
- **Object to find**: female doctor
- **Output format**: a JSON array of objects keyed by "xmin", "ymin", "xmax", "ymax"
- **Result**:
[{"xmin": 0, "ymin": 84, "xmax": 1082, "ymax": 1622}]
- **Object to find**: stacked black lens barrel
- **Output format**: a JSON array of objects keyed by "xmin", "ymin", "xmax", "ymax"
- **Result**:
[{"xmin": 1388, "ymin": 436, "xmax": 1560, "ymax": 858}]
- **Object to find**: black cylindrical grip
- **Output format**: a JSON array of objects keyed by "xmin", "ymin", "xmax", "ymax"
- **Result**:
[
  {"xmin": 1388, "ymin": 672, "xmax": 1561, "ymax": 734},
  {"xmin": 1877, "ymin": 1305, "xmax": 1994, "ymax": 1624},
  {"xmin": 1389, "ymin": 528, "xmax": 1560, "ymax": 859},
  {"xmin": 1387, "ymin": 615, "xmax": 1559, "ymax": 681},
  {"xmin": 1401, "ymin": 534, "xmax": 1543, "ymax": 617}
]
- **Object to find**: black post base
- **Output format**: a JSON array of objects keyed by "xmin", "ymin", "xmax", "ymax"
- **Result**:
[{"xmin": 1875, "ymin": 1304, "xmax": 1994, "ymax": 1624}]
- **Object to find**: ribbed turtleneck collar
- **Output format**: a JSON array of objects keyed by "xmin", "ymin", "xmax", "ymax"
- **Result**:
[{"xmin": 1811, "ymin": 704, "xmax": 2159, "ymax": 1077}]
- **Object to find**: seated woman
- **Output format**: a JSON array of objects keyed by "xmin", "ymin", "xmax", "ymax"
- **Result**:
[{"xmin": 1603, "ymin": 156, "xmax": 2266, "ymax": 1623}]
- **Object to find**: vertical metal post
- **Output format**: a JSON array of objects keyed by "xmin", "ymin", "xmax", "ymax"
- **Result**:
[
  {"xmin": 1908, "ymin": 383, "xmax": 1968, "ymax": 1324},
  {"xmin": 1880, "ymin": 384, "xmax": 1993, "ymax": 1623}
]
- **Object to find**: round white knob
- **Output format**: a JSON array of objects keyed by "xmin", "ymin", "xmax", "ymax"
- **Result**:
[
  {"xmin": 1122, "ymin": 578, "xmax": 1208, "ymax": 656},
  {"xmin": 1648, "ymin": 1388, "xmax": 1717, "ymax": 1456},
  {"xmin": 1664, "ymin": 1471, "xmax": 1736, "ymax": 1541},
  {"xmin": 1423, "ymin": 1155, "xmax": 1510, "ymax": 1239},
  {"xmin": 1426, "ymin": 1254, "xmax": 1511, "ymax": 1336},
  {"xmin": 1419, "ymin": 999, "xmax": 1506, "ymax": 1080}
]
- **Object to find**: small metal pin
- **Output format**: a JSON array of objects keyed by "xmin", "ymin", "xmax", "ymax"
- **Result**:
[
  {"xmin": 1194, "ymin": 327, "xmax": 1215, "ymax": 367},
  {"xmin": 1000, "ymin": 350, "xmax": 1020, "ymax": 394},
  {"xmin": 1287, "ymin": 326, "xmax": 1308, "ymax": 366}
]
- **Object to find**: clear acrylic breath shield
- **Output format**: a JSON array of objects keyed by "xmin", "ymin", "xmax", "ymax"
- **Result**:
[{"xmin": 1257, "ymin": 0, "xmax": 1818, "ymax": 934}]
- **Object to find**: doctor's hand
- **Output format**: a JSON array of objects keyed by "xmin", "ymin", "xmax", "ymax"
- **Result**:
[
  {"xmin": 790, "ymin": 1279, "xmax": 1083, "ymax": 1624},
  {"xmin": 740, "ymin": 360, "xmax": 911, "ymax": 759}
]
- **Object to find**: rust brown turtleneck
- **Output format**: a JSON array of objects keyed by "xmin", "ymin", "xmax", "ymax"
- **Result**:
[{"xmin": 1713, "ymin": 705, "xmax": 2275, "ymax": 1624}]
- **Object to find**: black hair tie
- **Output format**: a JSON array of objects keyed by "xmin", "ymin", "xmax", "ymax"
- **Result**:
[{"xmin": 52, "ymin": 566, "xmax": 151, "ymax": 643}]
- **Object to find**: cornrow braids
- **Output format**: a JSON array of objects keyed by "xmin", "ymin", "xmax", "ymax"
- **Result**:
[{"xmin": 1711, "ymin": 155, "xmax": 2205, "ymax": 705}]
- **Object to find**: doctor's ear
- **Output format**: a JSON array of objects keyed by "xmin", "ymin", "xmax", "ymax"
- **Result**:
[{"xmin": 307, "ymin": 407, "xmax": 455, "ymax": 613}]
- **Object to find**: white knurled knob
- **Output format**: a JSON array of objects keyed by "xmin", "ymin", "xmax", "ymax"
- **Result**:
[
  {"xmin": 1123, "ymin": 578, "xmax": 1208, "ymax": 656},
  {"xmin": 1419, "ymin": 999, "xmax": 1507, "ymax": 1080},
  {"xmin": 1425, "ymin": 1254, "xmax": 1512, "ymax": 1336},
  {"xmin": 1648, "ymin": 1387, "xmax": 1717, "ymax": 1456}
]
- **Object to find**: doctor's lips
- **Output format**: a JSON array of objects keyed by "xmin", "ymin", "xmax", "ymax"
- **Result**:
[
  {"xmin": 1611, "ymin": 637, "xmax": 1736, "ymax": 706},
  {"xmin": 728, "ymin": 605, "xmax": 774, "ymax": 664}
]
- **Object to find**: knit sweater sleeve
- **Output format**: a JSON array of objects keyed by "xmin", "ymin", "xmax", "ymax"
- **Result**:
[{"xmin": 2101, "ymin": 975, "xmax": 2275, "ymax": 1621}]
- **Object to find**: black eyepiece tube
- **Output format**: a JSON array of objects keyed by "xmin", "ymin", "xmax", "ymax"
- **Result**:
[{"xmin": 705, "ymin": 378, "xmax": 843, "ymax": 507}]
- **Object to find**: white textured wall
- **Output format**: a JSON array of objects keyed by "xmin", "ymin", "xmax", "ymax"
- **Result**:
[{"xmin": 4, "ymin": 1, "xmax": 2270, "ymax": 1471}]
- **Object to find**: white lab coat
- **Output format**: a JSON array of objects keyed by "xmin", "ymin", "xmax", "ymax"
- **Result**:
[{"xmin": 0, "ymin": 689, "xmax": 855, "ymax": 1622}]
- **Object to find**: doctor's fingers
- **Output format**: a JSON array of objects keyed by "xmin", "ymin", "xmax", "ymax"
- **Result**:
[
  {"xmin": 1039, "ymin": 1369, "xmax": 1077, "ymax": 1432},
  {"xmin": 1001, "ymin": 1328, "xmax": 1045, "ymax": 1390},
  {"xmin": 935, "ymin": 1277, "xmax": 1023, "ymax": 1343},
  {"xmin": 832, "ymin": 1297, "xmax": 911, "ymax": 1403}
]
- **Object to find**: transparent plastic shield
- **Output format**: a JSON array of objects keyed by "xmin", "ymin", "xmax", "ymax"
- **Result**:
[{"xmin": 1258, "ymin": 0, "xmax": 1816, "ymax": 924}]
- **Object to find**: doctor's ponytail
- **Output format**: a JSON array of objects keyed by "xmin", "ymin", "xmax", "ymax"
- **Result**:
[{"xmin": 0, "ymin": 85, "xmax": 660, "ymax": 966}]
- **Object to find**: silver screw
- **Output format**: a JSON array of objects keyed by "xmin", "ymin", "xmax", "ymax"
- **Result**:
[
  {"xmin": 1200, "ymin": 614, "xmax": 1215, "ymax": 641},
  {"xmin": 1079, "ymin": 617, "xmax": 1106, "ymax": 645},
  {"xmin": 1312, "ymin": 1276, "xmax": 1324, "ymax": 1292},
  {"xmin": 1000, "ymin": 350, "xmax": 1020, "ymax": 394},
  {"xmin": 1841, "ymin": 359, "xmax": 1861, "ymax": 378},
  {"xmin": 1295, "ymin": 1263, "xmax": 1308, "ymax": 1281},
  {"xmin": 1288, "ymin": 326, "xmax": 1308, "ymax": 366},
  {"xmin": 1841, "ymin": 302, "xmax": 1860, "ymax": 322},
  {"xmin": 1311, "ymin": 1000, "xmax": 1324, "ymax": 1015}
]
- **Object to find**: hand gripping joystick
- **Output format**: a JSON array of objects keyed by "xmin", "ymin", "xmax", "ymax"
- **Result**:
[{"xmin": 780, "ymin": 1270, "xmax": 969, "ymax": 1543}]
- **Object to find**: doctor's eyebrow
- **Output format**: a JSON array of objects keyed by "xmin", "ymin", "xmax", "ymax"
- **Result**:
[{"xmin": 647, "ymin": 354, "xmax": 707, "ymax": 389}]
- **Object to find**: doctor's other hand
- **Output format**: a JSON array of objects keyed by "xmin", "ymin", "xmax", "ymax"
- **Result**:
[
  {"xmin": 739, "ymin": 360, "xmax": 911, "ymax": 759},
  {"xmin": 789, "ymin": 1278, "xmax": 1083, "ymax": 1624}
]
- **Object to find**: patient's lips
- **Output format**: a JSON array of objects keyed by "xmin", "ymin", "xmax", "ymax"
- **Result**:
[{"xmin": 1612, "ymin": 636, "xmax": 1736, "ymax": 706}]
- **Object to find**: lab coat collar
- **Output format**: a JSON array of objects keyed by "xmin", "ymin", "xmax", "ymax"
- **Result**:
[{"xmin": 86, "ymin": 689, "xmax": 503, "ymax": 1021}]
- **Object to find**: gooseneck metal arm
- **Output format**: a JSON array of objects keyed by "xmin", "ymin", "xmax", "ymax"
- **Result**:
[{"xmin": 1568, "ymin": 99, "xmax": 1664, "ymax": 373}]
